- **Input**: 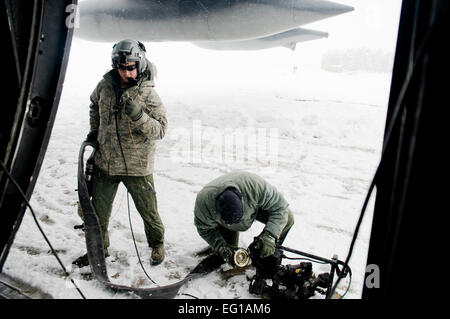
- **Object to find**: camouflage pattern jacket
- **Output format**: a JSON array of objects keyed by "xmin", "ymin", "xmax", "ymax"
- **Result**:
[
  {"xmin": 89, "ymin": 61, "xmax": 167, "ymax": 176},
  {"xmin": 194, "ymin": 171, "xmax": 290, "ymax": 251}
]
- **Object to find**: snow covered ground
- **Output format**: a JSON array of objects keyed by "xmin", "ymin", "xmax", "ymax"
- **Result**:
[{"xmin": 2, "ymin": 36, "xmax": 394, "ymax": 299}]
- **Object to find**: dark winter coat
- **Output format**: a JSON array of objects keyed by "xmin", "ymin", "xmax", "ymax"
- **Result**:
[{"xmin": 88, "ymin": 61, "xmax": 167, "ymax": 176}]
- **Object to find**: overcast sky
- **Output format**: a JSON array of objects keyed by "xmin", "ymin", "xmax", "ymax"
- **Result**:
[{"xmin": 296, "ymin": 0, "xmax": 403, "ymax": 60}]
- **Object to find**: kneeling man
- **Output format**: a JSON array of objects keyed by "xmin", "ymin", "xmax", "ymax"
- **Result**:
[{"xmin": 194, "ymin": 171, "xmax": 294, "ymax": 265}]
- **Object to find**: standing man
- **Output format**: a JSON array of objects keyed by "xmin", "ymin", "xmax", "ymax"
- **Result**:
[
  {"xmin": 74, "ymin": 39, "xmax": 168, "ymax": 267},
  {"xmin": 194, "ymin": 171, "xmax": 294, "ymax": 265}
]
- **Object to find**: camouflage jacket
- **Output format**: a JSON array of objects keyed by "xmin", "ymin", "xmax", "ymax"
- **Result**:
[
  {"xmin": 89, "ymin": 61, "xmax": 167, "ymax": 176},
  {"xmin": 194, "ymin": 171, "xmax": 290, "ymax": 251}
]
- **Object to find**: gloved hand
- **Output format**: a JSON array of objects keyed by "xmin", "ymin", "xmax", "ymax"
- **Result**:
[
  {"xmin": 218, "ymin": 244, "xmax": 235, "ymax": 266},
  {"xmin": 85, "ymin": 131, "xmax": 98, "ymax": 148},
  {"xmin": 122, "ymin": 95, "xmax": 143, "ymax": 121},
  {"xmin": 258, "ymin": 230, "xmax": 276, "ymax": 258}
]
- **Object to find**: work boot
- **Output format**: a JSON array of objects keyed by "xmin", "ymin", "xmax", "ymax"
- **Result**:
[
  {"xmin": 151, "ymin": 245, "xmax": 165, "ymax": 265},
  {"xmin": 72, "ymin": 249, "xmax": 109, "ymax": 268}
]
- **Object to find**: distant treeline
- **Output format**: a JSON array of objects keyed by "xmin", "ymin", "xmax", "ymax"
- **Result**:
[{"xmin": 321, "ymin": 48, "xmax": 395, "ymax": 73}]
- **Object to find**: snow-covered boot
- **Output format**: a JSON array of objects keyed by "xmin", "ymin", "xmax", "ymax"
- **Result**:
[{"xmin": 151, "ymin": 245, "xmax": 165, "ymax": 265}]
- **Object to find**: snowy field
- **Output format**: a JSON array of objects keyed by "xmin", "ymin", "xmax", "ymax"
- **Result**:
[{"xmin": 3, "ymin": 35, "xmax": 395, "ymax": 299}]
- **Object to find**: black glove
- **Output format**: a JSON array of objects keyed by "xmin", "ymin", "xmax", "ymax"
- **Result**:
[
  {"xmin": 218, "ymin": 244, "xmax": 235, "ymax": 266},
  {"xmin": 85, "ymin": 131, "xmax": 98, "ymax": 147},
  {"xmin": 122, "ymin": 95, "xmax": 143, "ymax": 121}
]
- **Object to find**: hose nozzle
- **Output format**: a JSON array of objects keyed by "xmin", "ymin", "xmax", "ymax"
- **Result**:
[{"xmin": 233, "ymin": 248, "xmax": 250, "ymax": 268}]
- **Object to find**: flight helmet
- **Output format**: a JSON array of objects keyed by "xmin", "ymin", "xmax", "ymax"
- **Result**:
[{"xmin": 111, "ymin": 39, "xmax": 147, "ymax": 76}]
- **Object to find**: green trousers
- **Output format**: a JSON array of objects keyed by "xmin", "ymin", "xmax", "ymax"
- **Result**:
[
  {"xmin": 219, "ymin": 208, "xmax": 295, "ymax": 248},
  {"xmin": 91, "ymin": 169, "xmax": 164, "ymax": 249}
]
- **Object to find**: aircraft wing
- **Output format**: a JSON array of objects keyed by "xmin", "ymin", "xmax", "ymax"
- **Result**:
[{"xmin": 76, "ymin": 0, "xmax": 353, "ymax": 48}]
